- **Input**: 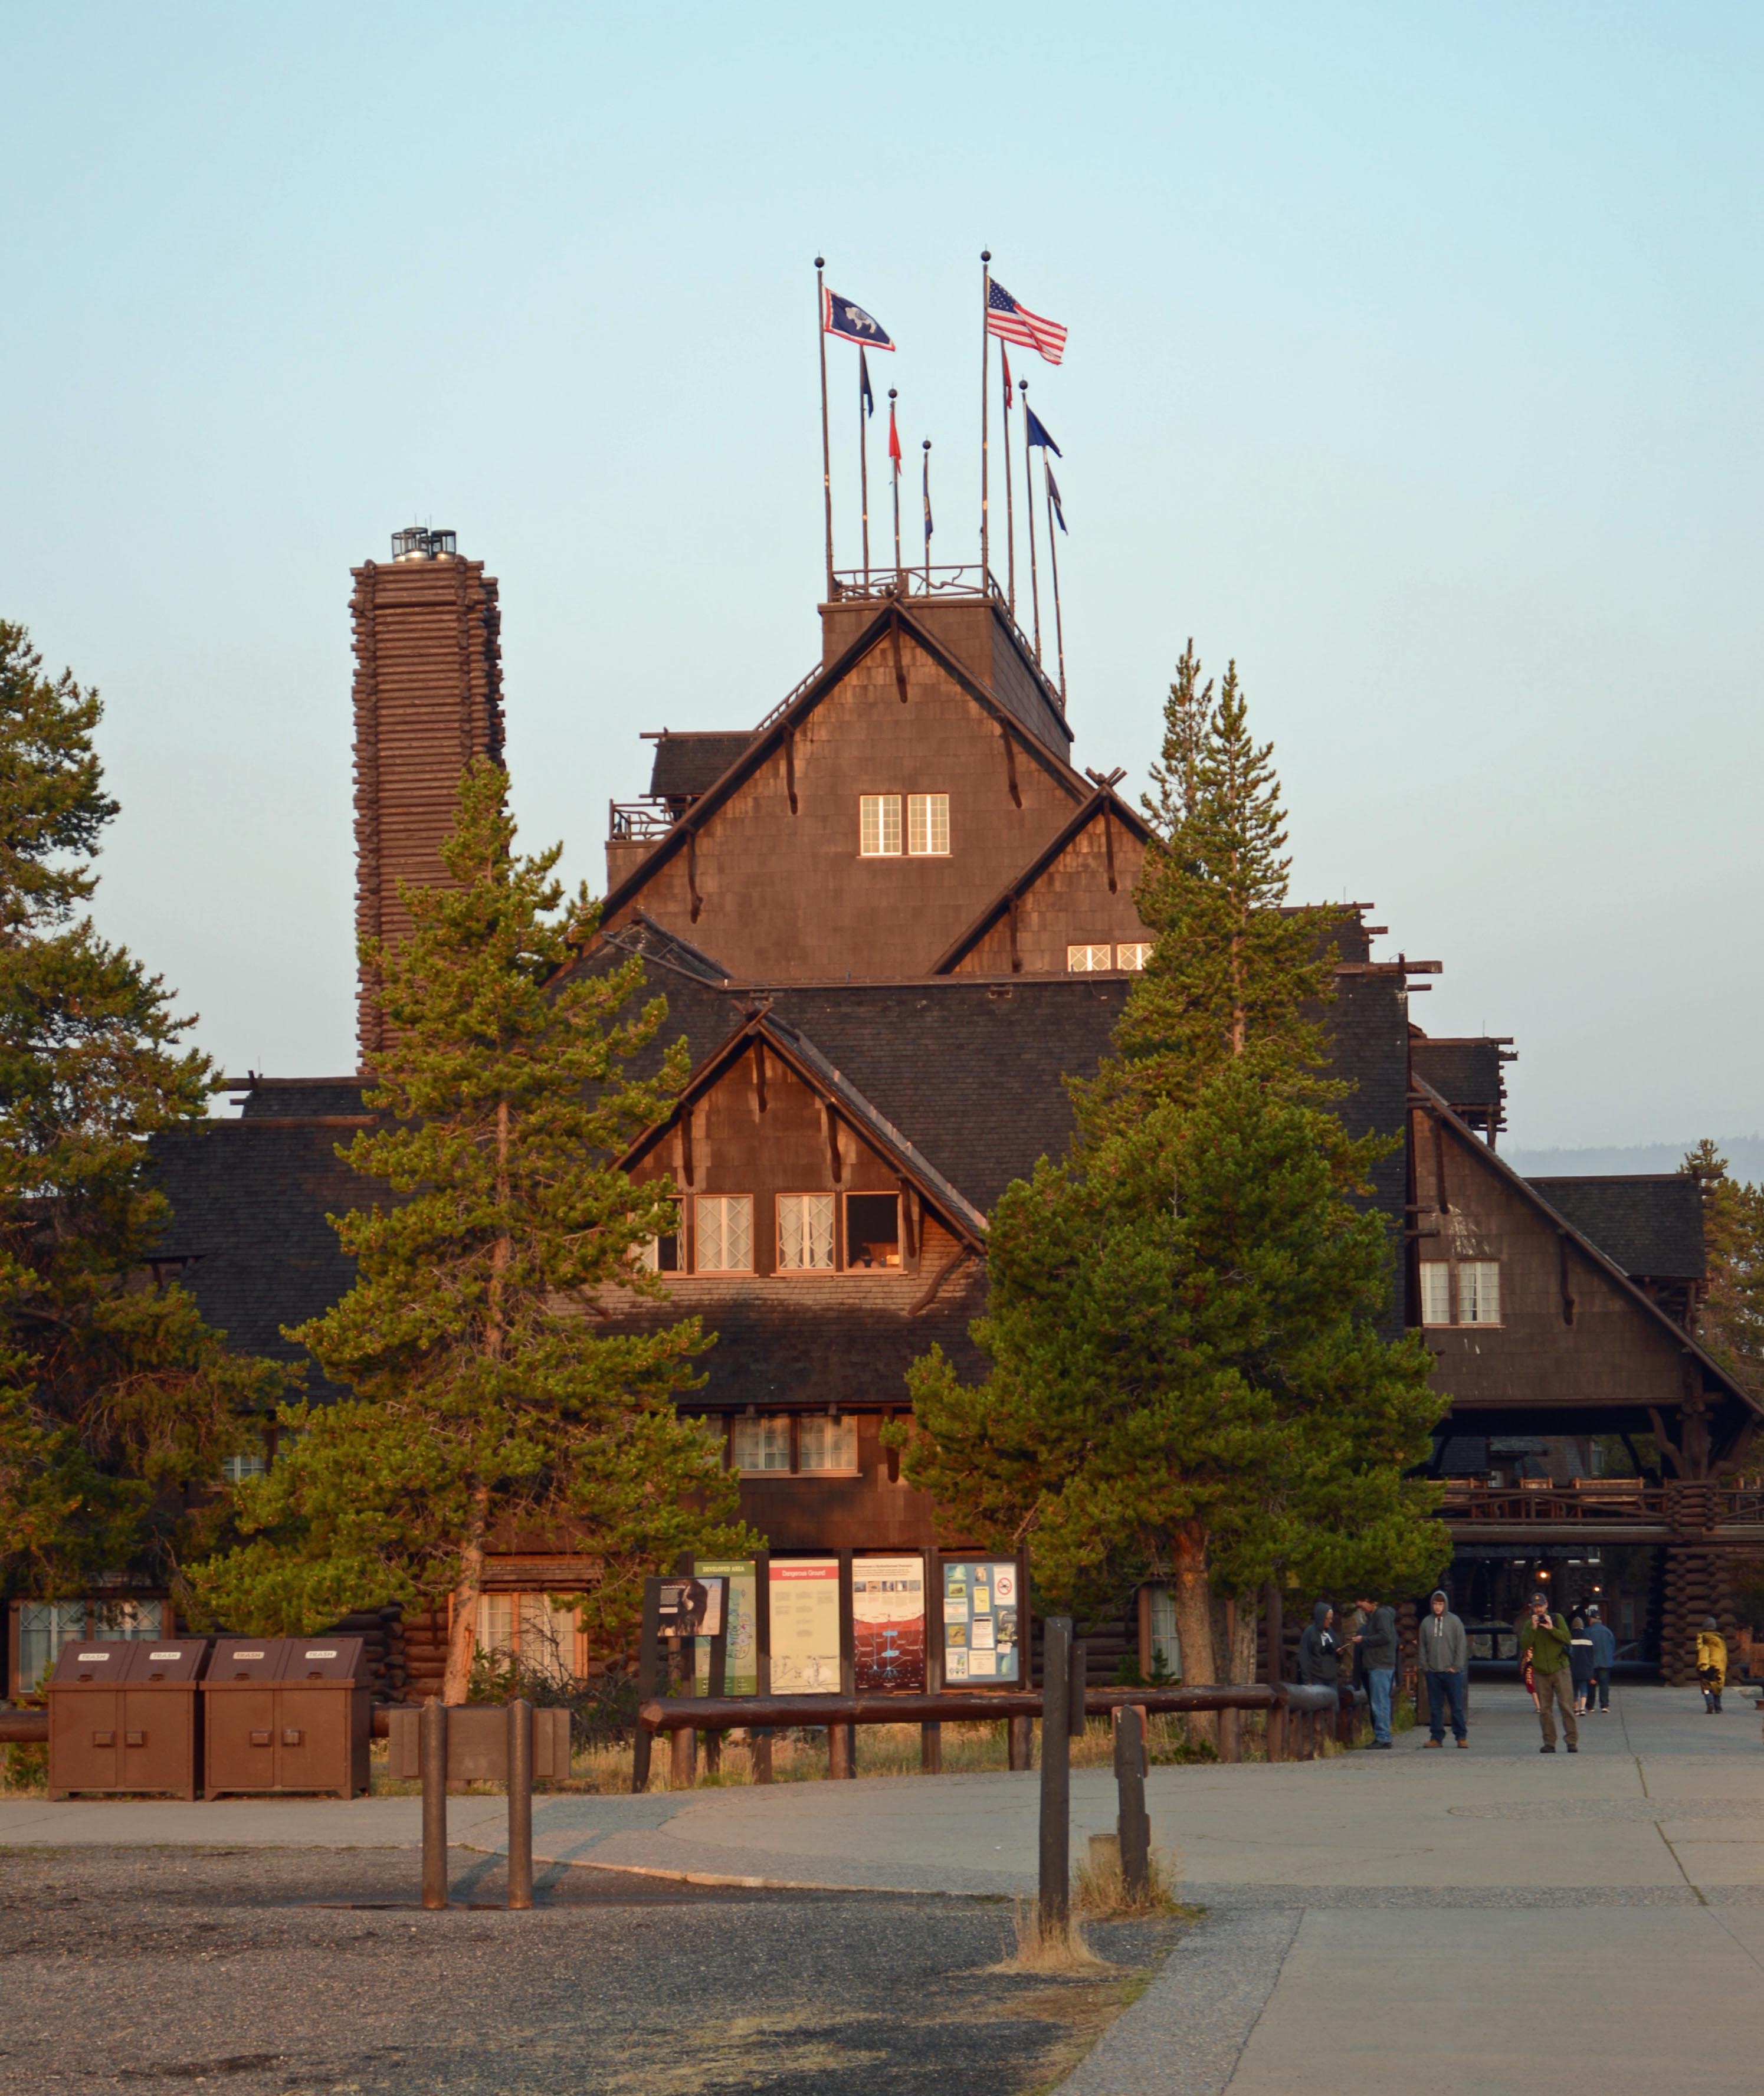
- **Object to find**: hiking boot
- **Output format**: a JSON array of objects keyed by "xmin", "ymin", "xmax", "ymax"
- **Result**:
[
  {"xmin": 1540, "ymin": 1745, "xmax": 1556, "ymax": 1753},
  {"xmin": 1566, "ymin": 1743, "xmax": 1578, "ymax": 1753},
  {"xmin": 1422, "ymin": 1737, "xmax": 1443, "ymax": 1749},
  {"xmin": 1455, "ymin": 1738, "xmax": 1468, "ymax": 1748}
]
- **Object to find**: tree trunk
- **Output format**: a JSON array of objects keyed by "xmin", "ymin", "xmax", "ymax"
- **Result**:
[
  {"xmin": 442, "ymin": 1481, "xmax": 491, "ymax": 1704},
  {"xmin": 1171, "ymin": 1521, "xmax": 1217, "ymax": 1750}
]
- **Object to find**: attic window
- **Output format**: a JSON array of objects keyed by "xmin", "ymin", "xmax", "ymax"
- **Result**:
[
  {"xmin": 845, "ymin": 1193, "xmax": 900, "ymax": 1270},
  {"xmin": 860, "ymin": 795, "xmax": 902, "ymax": 856},
  {"xmin": 1419, "ymin": 1259, "xmax": 1502, "ymax": 1327},
  {"xmin": 1067, "ymin": 944, "xmax": 1112, "ymax": 972},
  {"xmin": 1116, "ymin": 943, "xmax": 1151, "ymax": 970},
  {"xmin": 638, "ymin": 1205, "xmax": 681, "ymax": 1273},
  {"xmin": 694, "ymin": 1195, "xmax": 752, "ymax": 1273},
  {"xmin": 778, "ymin": 1193, "xmax": 835, "ymax": 1271},
  {"xmin": 907, "ymin": 794, "xmax": 950, "ymax": 855}
]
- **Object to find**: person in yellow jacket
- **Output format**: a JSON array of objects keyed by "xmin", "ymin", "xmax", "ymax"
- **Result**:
[{"xmin": 1696, "ymin": 1617, "xmax": 1727, "ymax": 1714}]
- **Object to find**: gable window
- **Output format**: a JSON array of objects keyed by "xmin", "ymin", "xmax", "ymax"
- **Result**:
[
  {"xmin": 694, "ymin": 1195, "xmax": 753, "ymax": 1272},
  {"xmin": 778, "ymin": 1193, "xmax": 835, "ymax": 1271},
  {"xmin": 845, "ymin": 1192, "xmax": 901, "ymax": 1269},
  {"xmin": 907, "ymin": 793, "xmax": 950, "ymax": 855},
  {"xmin": 731, "ymin": 1413, "xmax": 792, "ymax": 1472},
  {"xmin": 1067, "ymin": 943, "xmax": 1112, "ymax": 972},
  {"xmin": 798, "ymin": 1412, "xmax": 860, "ymax": 1472},
  {"xmin": 860, "ymin": 794, "xmax": 902, "ymax": 856},
  {"xmin": 1419, "ymin": 1259, "xmax": 1501, "ymax": 1327},
  {"xmin": 638, "ymin": 1203, "xmax": 681, "ymax": 1273},
  {"xmin": 1116, "ymin": 943, "xmax": 1151, "ymax": 970}
]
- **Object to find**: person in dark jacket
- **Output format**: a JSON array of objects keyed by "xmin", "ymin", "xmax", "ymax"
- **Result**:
[
  {"xmin": 1569, "ymin": 1615, "xmax": 1595, "ymax": 1714},
  {"xmin": 1519, "ymin": 1590, "xmax": 1578, "ymax": 1752},
  {"xmin": 1417, "ymin": 1588, "xmax": 1469, "ymax": 1747},
  {"xmin": 1296, "ymin": 1602, "xmax": 1339, "ymax": 1694},
  {"xmin": 1585, "ymin": 1606, "xmax": 1616, "ymax": 1713},
  {"xmin": 1352, "ymin": 1594, "xmax": 1398, "ymax": 1748}
]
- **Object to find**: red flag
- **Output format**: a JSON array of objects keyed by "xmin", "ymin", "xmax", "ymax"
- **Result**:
[
  {"xmin": 1002, "ymin": 344, "xmax": 1014, "ymax": 410},
  {"xmin": 887, "ymin": 399, "xmax": 902, "ymax": 471}
]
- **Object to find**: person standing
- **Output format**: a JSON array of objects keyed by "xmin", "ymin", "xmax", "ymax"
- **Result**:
[
  {"xmin": 1417, "ymin": 1588, "xmax": 1469, "ymax": 1748},
  {"xmin": 1586, "ymin": 1605, "xmax": 1616, "ymax": 1714},
  {"xmin": 1519, "ymin": 1590, "xmax": 1578, "ymax": 1753},
  {"xmin": 1569, "ymin": 1615, "xmax": 1595, "ymax": 1714},
  {"xmin": 1697, "ymin": 1617, "xmax": 1727, "ymax": 1714},
  {"xmin": 1352, "ymin": 1593, "xmax": 1398, "ymax": 1749},
  {"xmin": 1297, "ymin": 1602, "xmax": 1339, "ymax": 1692}
]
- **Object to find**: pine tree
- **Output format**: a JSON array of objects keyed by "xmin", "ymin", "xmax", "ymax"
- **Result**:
[
  {"xmin": 189, "ymin": 761, "xmax": 754, "ymax": 1697},
  {"xmin": 0, "ymin": 621, "xmax": 282, "ymax": 1603},
  {"xmin": 897, "ymin": 645, "xmax": 1445, "ymax": 1685},
  {"xmin": 1683, "ymin": 1140, "xmax": 1764, "ymax": 1404}
]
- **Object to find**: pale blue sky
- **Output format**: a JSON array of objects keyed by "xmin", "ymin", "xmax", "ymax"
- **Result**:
[{"xmin": 4, "ymin": 4, "xmax": 1759, "ymax": 1147}]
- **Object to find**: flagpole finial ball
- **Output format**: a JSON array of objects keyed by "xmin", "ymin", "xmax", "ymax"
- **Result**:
[
  {"xmin": 888, "ymin": 388, "xmax": 897, "ymax": 400},
  {"xmin": 981, "ymin": 249, "xmax": 991, "ymax": 263},
  {"xmin": 923, "ymin": 439, "xmax": 931, "ymax": 451},
  {"xmin": 815, "ymin": 255, "xmax": 825, "ymax": 270}
]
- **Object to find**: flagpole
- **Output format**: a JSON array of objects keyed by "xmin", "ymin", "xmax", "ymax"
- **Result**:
[
  {"xmin": 1045, "ymin": 455, "xmax": 1067, "ymax": 708},
  {"xmin": 815, "ymin": 255, "xmax": 834, "ymax": 600},
  {"xmin": 889, "ymin": 388, "xmax": 901, "ymax": 580},
  {"xmin": 1002, "ymin": 352, "xmax": 1017, "ymax": 615},
  {"xmin": 1021, "ymin": 378, "xmax": 1042, "ymax": 660},
  {"xmin": 859, "ymin": 353, "xmax": 871, "ymax": 590},
  {"xmin": 922, "ymin": 438, "xmax": 932, "ymax": 592},
  {"xmin": 979, "ymin": 249, "xmax": 991, "ymax": 595}
]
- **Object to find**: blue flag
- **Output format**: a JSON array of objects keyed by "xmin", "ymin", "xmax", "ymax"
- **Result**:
[
  {"xmin": 1046, "ymin": 464, "xmax": 1068, "ymax": 534},
  {"xmin": 824, "ymin": 290, "xmax": 895, "ymax": 350},
  {"xmin": 1025, "ymin": 405, "xmax": 1061, "ymax": 455},
  {"xmin": 860, "ymin": 349, "xmax": 874, "ymax": 418},
  {"xmin": 923, "ymin": 448, "xmax": 933, "ymax": 546}
]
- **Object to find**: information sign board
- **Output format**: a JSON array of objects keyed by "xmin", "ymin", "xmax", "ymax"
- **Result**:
[
  {"xmin": 942, "ymin": 1559, "xmax": 1020, "ymax": 1684},
  {"xmin": 853, "ymin": 1556, "xmax": 926, "ymax": 1691},
  {"xmin": 769, "ymin": 1558, "xmax": 841, "ymax": 1693},
  {"xmin": 694, "ymin": 1558, "xmax": 759, "ymax": 1695}
]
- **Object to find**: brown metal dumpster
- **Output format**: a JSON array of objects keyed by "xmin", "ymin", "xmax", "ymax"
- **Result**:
[
  {"xmin": 202, "ymin": 1636, "xmax": 369, "ymax": 1798},
  {"xmin": 47, "ymin": 1638, "xmax": 209, "ymax": 1799}
]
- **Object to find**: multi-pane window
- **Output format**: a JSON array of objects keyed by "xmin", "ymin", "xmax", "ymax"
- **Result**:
[
  {"xmin": 694, "ymin": 1195, "xmax": 753, "ymax": 1272},
  {"xmin": 907, "ymin": 793, "xmax": 950, "ymax": 855},
  {"xmin": 15, "ymin": 1599, "xmax": 166, "ymax": 1695},
  {"xmin": 1067, "ymin": 943, "xmax": 1113, "ymax": 972},
  {"xmin": 860, "ymin": 794, "xmax": 902, "ymax": 856},
  {"xmin": 1116, "ymin": 943, "xmax": 1151, "ymax": 970},
  {"xmin": 638, "ymin": 1203, "xmax": 681, "ymax": 1272},
  {"xmin": 799, "ymin": 1413, "xmax": 860, "ymax": 1472},
  {"xmin": 474, "ymin": 1592, "xmax": 580, "ymax": 1684},
  {"xmin": 731, "ymin": 1413, "xmax": 792, "ymax": 1472},
  {"xmin": 1419, "ymin": 1259, "xmax": 1501, "ymax": 1327},
  {"xmin": 777, "ymin": 1193, "xmax": 835, "ymax": 1271},
  {"xmin": 223, "ymin": 1450, "xmax": 268, "ymax": 1484}
]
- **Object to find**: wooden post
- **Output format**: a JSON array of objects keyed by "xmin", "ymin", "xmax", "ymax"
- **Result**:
[
  {"xmin": 420, "ymin": 1698, "xmax": 448, "ymax": 1911},
  {"xmin": 1069, "ymin": 1639, "xmax": 1088, "ymax": 1739},
  {"xmin": 828, "ymin": 1724, "xmax": 854, "ymax": 1780},
  {"xmin": 632, "ymin": 1577, "xmax": 661, "ymax": 1794},
  {"xmin": 506, "ymin": 1698, "xmax": 533, "ymax": 1911},
  {"xmin": 670, "ymin": 1722, "xmax": 696, "ymax": 1788},
  {"xmin": 920, "ymin": 1721, "xmax": 942, "ymax": 1773},
  {"xmin": 1114, "ymin": 1703, "xmax": 1150, "ymax": 1901},
  {"xmin": 1008, "ymin": 1715, "xmax": 1034, "ymax": 1770},
  {"xmin": 1038, "ymin": 1616, "xmax": 1071, "ymax": 1940}
]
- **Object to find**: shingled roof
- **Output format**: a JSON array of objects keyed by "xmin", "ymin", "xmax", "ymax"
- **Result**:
[
  {"xmin": 1411, "ymin": 1036, "xmax": 1507, "ymax": 1114},
  {"xmin": 1525, "ymin": 1175, "xmax": 1706, "ymax": 1281},
  {"xmin": 647, "ymin": 732, "xmax": 753, "ymax": 803}
]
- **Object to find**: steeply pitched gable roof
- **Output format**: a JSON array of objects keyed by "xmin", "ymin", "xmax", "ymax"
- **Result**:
[
  {"xmin": 647, "ymin": 732, "xmax": 754, "ymax": 801},
  {"xmin": 1526, "ymin": 1175, "xmax": 1705, "ymax": 1282}
]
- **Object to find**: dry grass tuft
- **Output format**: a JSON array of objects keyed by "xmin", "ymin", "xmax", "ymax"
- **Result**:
[
  {"xmin": 990, "ymin": 1898, "xmax": 1112, "ymax": 1974},
  {"xmin": 1073, "ymin": 1838, "xmax": 1185, "ymax": 1918}
]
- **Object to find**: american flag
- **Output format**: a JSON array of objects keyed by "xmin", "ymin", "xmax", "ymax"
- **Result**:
[{"xmin": 986, "ymin": 280, "xmax": 1068, "ymax": 366}]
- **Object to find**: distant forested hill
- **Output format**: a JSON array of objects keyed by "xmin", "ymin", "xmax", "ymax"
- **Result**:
[{"xmin": 1505, "ymin": 1136, "xmax": 1764, "ymax": 1182}]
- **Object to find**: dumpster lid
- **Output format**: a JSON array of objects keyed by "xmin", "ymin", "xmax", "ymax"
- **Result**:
[
  {"xmin": 130, "ymin": 1639, "xmax": 209, "ymax": 1684},
  {"xmin": 208, "ymin": 1638, "xmax": 288, "ymax": 1684},
  {"xmin": 285, "ymin": 1636, "xmax": 364, "ymax": 1682},
  {"xmin": 49, "ymin": 1641, "xmax": 138, "ymax": 1687}
]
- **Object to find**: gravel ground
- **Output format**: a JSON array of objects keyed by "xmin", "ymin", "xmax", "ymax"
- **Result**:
[{"xmin": 0, "ymin": 1847, "xmax": 1180, "ymax": 2095}]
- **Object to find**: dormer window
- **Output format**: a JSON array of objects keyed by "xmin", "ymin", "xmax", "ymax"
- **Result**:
[
  {"xmin": 694, "ymin": 1195, "xmax": 753, "ymax": 1272},
  {"xmin": 778, "ymin": 1193, "xmax": 835, "ymax": 1271}
]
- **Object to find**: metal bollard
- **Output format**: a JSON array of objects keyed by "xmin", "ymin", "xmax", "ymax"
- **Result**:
[
  {"xmin": 506, "ymin": 1697, "xmax": 533, "ymax": 1911},
  {"xmin": 420, "ymin": 1698, "xmax": 448, "ymax": 1911},
  {"xmin": 1114, "ymin": 1703, "xmax": 1150, "ymax": 1900},
  {"xmin": 1038, "ymin": 1617, "xmax": 1072, "ymax": 1940}
]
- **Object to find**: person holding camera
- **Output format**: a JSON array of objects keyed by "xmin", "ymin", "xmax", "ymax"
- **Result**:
[{"xmin": 1519, "ymin": 1589, "xmax": 1578, "ymax": 1752}]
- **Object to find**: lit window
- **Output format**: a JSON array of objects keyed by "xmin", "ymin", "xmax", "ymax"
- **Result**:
[
  {"xmin": 799, "ymin": 1413, "xmax": 860, "ymax": 1472},
  {"xmin": 1067, "ymin": 943, "xmax": 1113, "ymax": 972},
  {"xmin": 1460, "ymin": 1260, "xmax": 1501, "ymax": 1324},
  {"xmin": 1419, "ymin": 1262, "xmax": 1452, "ymax": 1326},
  {"xmin": 473, "ymin": 1593, "xmax": 581, "ymax": 1682},
  {"xmin": 907, "ymin": 793, "xmax": 950, "ymax": 855},
  {"xmin": 638, "ymin": 1205, "xmax": 681, "ymax": 1272},
  {"xmin": 694, "ymin": 1195, "xmax": 753, "ymax": 1272},
  {"xmin": 860, "ymin": 795, "xmax": 901, "ymax": 856},
  {"xmin": 731, "ymin": 1413, "xmax": 792, "ymax": 1472},
  {"xmin": 844, "ymin": 1192, "xmax": 900, "ymax": 1269},
  {"xmin": 223, "ymin": 1451, "xmax": 267, "ymax": 1484},
  {"xmin": 777, "ymin": 1193, "xmax": 835, "ymax": 1271},
  {"xmin": 1116, "ymin": 943, "xmax": 1151, "ymax": 970}
]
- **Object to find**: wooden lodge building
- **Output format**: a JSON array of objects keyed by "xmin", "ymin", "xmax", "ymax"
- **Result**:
[{"xmin": 8, "ymin": 526, "xmax": 1759, "ymax": 1698}]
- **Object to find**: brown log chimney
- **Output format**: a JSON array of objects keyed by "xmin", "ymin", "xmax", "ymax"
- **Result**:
[{"xmin": 350, "ymin": 527, "xmax": 504, "ymax": 1067}]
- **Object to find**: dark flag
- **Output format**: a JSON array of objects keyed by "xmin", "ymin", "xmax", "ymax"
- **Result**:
[
  {"xmin": 824, "ymin": 290, "xmax": 895, "ymax": 350},
  {"xmin": 860, "ymin": 349, "xmax": 874, "ymax": 418},
  {"xmin": 1046, "ymin": 464, "xmax": 1068, "ymax": 533},
  {"xmin": 1002, "ymin": 344, "xmax": 1014, "ymax": 412},
  {"xmin": 922, "ymin": 448, "xmax": 933, "ymax": 546},
  {"xmin": 1025, "ymin": 405, "xmax": 1061, "ymax": 455}
]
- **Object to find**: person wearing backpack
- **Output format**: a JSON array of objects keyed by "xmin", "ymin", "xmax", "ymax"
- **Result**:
[
  {"xmin": 1585, "ymin": 1605, "xmax": 1616, "ymax": 1714},
  {"xmin": 1569, "ymin": 1615, "xmax": 1595, "ymax": 1714},
  {"xmin": 1697, "ymin": 1618, "xmax": 1727, "ymax": 1714}
]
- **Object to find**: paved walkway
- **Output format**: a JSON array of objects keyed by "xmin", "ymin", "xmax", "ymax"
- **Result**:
[{"xmin": 6, "ymin": 1681, "xmax": 1763, "ymax": 2091}]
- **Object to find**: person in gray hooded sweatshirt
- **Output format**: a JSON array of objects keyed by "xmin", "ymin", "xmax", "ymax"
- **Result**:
[
  {"xmin": 1296, "ymin": 1602, "xmax": 1340, "ymax": 1700},
  {"xmin": 1418, "ymin": 1588, "xmax": 1469, "ymax": 1747}
]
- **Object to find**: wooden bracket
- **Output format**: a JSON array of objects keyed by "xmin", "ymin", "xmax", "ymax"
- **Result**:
[
  {"xmin": 785, "ymin": 728, "xmax": 798, "ymax": 815},
  {"xmin": 686, "ymin": 831, "xmax": 703, "ymax": 923},
  {"xmin": 1001, "ymin": 726, "xmax": 1021, "ymax": 808},
  {"xmin": 824, "ymin": 1101, "xmax": 843, "ymax": 1185},
  {"xmin": 898, "ymin": 1177, "xmax": 919, "ymax": 1262},
  {"xmin": 1007, "ymin": 894, "xmax": 1022, "ymax": 974},
  {"xmin": 678, "ymin": 1112, "xmax": 694, "ymax": 1192},
  {"xmin": 753, "ymin": 1039, "xmax": 768, "ymax": 1114},
  {"xmin": 1103, "ymin": 802, "xmax": 1117, "ymax": 893},
  {"xmin": 890, "ymin": 623, "xmax": 909, "ymax": 705},
  {"xmin": 1557, "ymin": 1232, "xmax": 1576, "ymax": 1327}
]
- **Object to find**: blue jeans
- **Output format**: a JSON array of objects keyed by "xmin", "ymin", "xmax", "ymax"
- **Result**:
[
  {"xmin": 1427, "ymin": 1669, "xmax": 1467, "ymax": 1740},
  {"xmin": 1367, "ymin": 1665, "xmax": 1394, "ymax": 1743}
]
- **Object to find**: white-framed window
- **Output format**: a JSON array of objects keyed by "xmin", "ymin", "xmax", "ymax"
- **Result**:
[
  {"xmin": 777, "ymin": 1193, "xmax": 835, "ymax": 1271},
  {"xmin": 474, "ymin": 1592, "xmax": 580, "ymax": 1684},
  {"xmin": 1067, "ymin": 943, "xmax": 1113, "ymax": 972},
  {"xmin": 907, "ymin": 793, "xmax": 950, "ymax": 855},
  {"xmin": 798, "ymin": 1413, "xmax": 860, "ymax": 1472},
  {"xmin": 1116, "ymin": 943, "xmax": 1151, "ymax": 970},
  {"xmin": 223, "ymin": 1451, "xmax": 267, "ymax": 1484},
  {"xmin": 637, "ymin": 1203, "xmax": 681, "ymax": 1273},
  {"xmin": 860, "ymin": 794, "xmax": 902, "ymax": 856},
  {"xmin": 1460, "ymin": 1259, "xmax": 1501, "ymax": 1324},
  {"xmin": 694, "ymin": 1195, "xmax": 753, "ymax": 1272},
  {"xmin": 731, "ymin": 1413, "xmax": 793, "ymax": 1472},
  {"xmin": 1419, "ymin": 1261, "xmax": 1453, "ymax": 1327}
]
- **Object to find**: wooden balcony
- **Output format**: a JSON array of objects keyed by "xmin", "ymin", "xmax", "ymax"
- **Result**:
[{"xmin": 1437, "ymin": 1479, "xmax": 1764, "ymax": 1545}]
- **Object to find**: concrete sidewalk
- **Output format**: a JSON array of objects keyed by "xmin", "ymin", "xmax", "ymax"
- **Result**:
[{"xmin": 6, "ymin": 1681, "xmax": 1762, "ymax": 2090}]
